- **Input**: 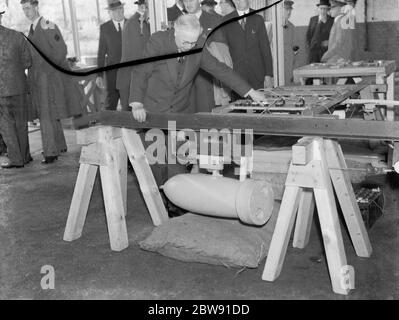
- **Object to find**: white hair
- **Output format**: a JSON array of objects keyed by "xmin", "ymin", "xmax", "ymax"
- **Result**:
[{"xmin": 174, "ymin": 14, "xmax": 202, "ymax": 33}]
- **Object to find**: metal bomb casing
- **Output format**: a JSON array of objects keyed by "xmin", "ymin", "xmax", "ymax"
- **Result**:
[{"xmin": 163, "ymin": 174, "xmax": 274, "ymax": 226}]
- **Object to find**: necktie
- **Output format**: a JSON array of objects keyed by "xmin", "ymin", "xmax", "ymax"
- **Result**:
[
  {"xmin": 118, "ymin": 23, "xmax": 122, "ymax": 33},
  {"xmin": 240, "ymin": 17, "xmax": 246, "ymax": 30},
  {"xmin": 29, "ymin": 24, "xmax": 34, "ymax": 36}
]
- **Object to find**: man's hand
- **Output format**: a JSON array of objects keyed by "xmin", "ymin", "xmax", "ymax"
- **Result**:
[
  {"xmin": 264, "ymin": 76, "xmax": 274, "ymax": 88},
  {"xmin": 95, "ymin": 76, "xmax": 104, "ymax": 89},
  {"xmin": 130, "ymin": 102, "xmax": 147, "ymax": 123},
  {"xmin": 247, "ymin": 89, "xmax": 266, "ymax": 104}
]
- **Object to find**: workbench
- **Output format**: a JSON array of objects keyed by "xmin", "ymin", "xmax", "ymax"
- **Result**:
[{"xmin": 293, "ymin": 60, "xmax": 397, "ymax": 120}]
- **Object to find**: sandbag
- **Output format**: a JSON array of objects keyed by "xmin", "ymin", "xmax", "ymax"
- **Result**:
[{"xmin": 139, "ymin": 201, "xmax": 280, "ymax": 269}]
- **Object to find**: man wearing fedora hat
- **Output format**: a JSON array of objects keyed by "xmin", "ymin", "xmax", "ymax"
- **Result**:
[
  {"xmin": 306, "ymin": 0, "xmax": 334, "ymax": 64},
  {"xmin": 321, "ymin": 0, "xmax": 357, "ymax": 63},
  {"xmin": 97, "ymin": 0, "xmax": 128, "ymax": 111},
  {"xmin": 116, "ymin": 0, "xmax": 150, "ymax": 112},
  {"xmin": 0, "ymin": 8, "xmax": 32, "ymax": 168},
  {"xmin": 282, "ymin": 0, "xmax": 300, "ymax": 84}
]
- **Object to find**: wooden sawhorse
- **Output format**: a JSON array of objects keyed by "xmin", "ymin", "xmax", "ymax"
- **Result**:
[
  {"xmin": 63, "ymin": 126, "xmax": 169, "ymax": 251},
  {"xmin": 262, "ymin": 137, "xmax": 372, "ymax": 295}
]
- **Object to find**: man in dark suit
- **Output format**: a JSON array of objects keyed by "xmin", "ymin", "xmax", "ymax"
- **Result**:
[
  {"xmin": 184, "ymin": 0, "xmax": 227, "ymax": 112},
  {"xmin": 0, "ymin": 9, "xmax": 32, "ymax": 168},
  {"xmin": 129, "ymin": 14, "xmax": 265, "ymax": 185},
  {"xmin": 116, "ymin": 0, "xmax": 150, "ymax": 111},
  {"xmin": 222, "ymin": 0, "xmax": 273, "ymax": 96},
  {"xmin": 306, "ymin": 0, "xmax": 334, "ymax": 63},
  {"xmin": 167, "ymin": 0, "xmax": 186, "ymax": 23},
  {"xmin": 96, "ymin": 0, "xmax": 128, "ymax": 111}
]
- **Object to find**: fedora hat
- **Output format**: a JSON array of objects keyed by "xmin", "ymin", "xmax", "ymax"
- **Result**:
[
  {"xmin": 317, "ymin": 0, "xmax": 331, "ymax": 7},
  {"xmin": 105, "ymin": 0, "xmax": 124, "ymax": 10},
  {"xmin": 201, "ymin": 0, "xmax": 217, "ymax": 6},
  {"xmin": 330, "ymin": 0, "xmax": 346, "ymax": 7},
  {"xmin": 284, "ymin": 0, "xmax": 294, "ymax": 9}
]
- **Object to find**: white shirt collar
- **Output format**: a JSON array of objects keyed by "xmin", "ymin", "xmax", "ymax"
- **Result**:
[
  {"xmin": 112, "ymin": 19, "xmax": 124, "ymax": 31},
  {"xmin": 32, "ymin": 16, "xmax": 41, "ymax": 30},
  {"xmin": 194, "ymin": 10, "xmax": 202, "ymax": 19},
  {"xmin": 237, "ymin": 9, "xmax": 249, "ymax": 16},
  {"xmin": 176, "ymin": 2, "xmax": 184, "ymax": 12},
  {"xmin": 318, "ymin": 15, "xmax": 328, "ymax": 23}
]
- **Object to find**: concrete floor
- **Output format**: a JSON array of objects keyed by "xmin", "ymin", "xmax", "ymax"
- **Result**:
[{"xmin": 1, "ymin": 127, "xmax": 398, "ymax": 300}]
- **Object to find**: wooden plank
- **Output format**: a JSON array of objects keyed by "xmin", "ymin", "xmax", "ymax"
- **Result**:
[
  {"xmin": 293, "ymin": 61, "xmax": 396, "ymax": 80},
  {"xmin": 313, "ymin": 139, "xmax": 352, "ymax": 295},
  {"xmin": 116, "ymin": 138, "xmax": 127, "ymax": 216},
  {"xmin": 292, "ymin": 137, "xmax": 315, "ymax": 165},
  {"xmin": 76, "ymin": 126, "xmax": 121, "ymax": 146},
  {"xmin": 325, "ymin": 140, "xmax": 372, "ymax": 258},
  {"xmin": 73, "ymin": 111, "xmax": 399, "ymax": 141},
  {"xmin": 64, "ymin": 164, "xmax": 98, "ymax": 242},
  {"xmin": 293, "ymin": 189, "xmax": 315, "ymax": 249},
  {"xmin": 79, "ymin": 143, "xmax": 107, "ymax": 166},
  {"xmin": 122, "ymin": 129, "xmax": 169, "ymax": 226},
  {"xmin": 386, "ymin": 73, "xmax": 395, "ymax": 121},
  {"xmin": 99, "ymin": 127, "xmax": 129, "ymax": 252},
  {"xmin": 262, "ymin": 186, "xmax": 302, "ymax": 281}
]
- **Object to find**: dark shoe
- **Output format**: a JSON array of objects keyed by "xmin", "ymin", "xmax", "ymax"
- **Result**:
[
  {"xmin": 1, "ymin": 161, "xmax": 24, "ymax": 169},
  {"xmin": 25, "ymin": 156, "xmax": 33, "ymax": 164},
  {"xmin": 42, "ymin": 156, "xmax": 58, "ymax": 164}
]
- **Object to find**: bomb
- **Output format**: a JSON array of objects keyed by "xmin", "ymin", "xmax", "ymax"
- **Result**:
[{"xmin": 163, "ymin": 174, "xmax": 274, "ymax": 226}]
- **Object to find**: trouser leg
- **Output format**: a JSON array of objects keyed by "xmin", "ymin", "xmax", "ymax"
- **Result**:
[
  {"xmin": 12, "ymin": 95, "xmax": 31, "ymax": 163},
  {"xmin": 119, "ymin": 87, "xmax": 131, "ymax": 112},
  {"xmin": 53, "ymin": 119, "xmax": 67, "ymax": 152},
  {"xmin": 0, "ymin": 98, "xmax": 24, "ymax": 166},
  {"xmin": 0, "ymin": 134, "xmax": 6, "ymax": 155},
  {"xmin": 38, "ymin": 83, "xmax": 59, "ymax": 157}
]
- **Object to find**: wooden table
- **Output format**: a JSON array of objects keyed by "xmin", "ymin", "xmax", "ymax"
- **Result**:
[{"xmin": 293, "ymin": 61, "xmax": 397, "ymax": 120}]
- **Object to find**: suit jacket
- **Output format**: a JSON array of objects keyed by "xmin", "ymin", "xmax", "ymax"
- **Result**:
[
  {"xmin": 222, "ymin": 10, "xmax": 273, "ymax": 90},
  {"xmin": 0, "ymin": 25, "xmax": 31, "ymax": 97},
  {"xmin": 116, "ymin": 13, "xmax": 150, "ymax": 91},
  {"xmin": 97, "ymin": 19, "xmax": 125, "ymax": 90},
  {"xmin": 167, "ymin": 4, "xmax": 184, "ymax": 22},
  {"xmin": 306, "ymin": 15, "xmax": 334, "ymax": 63},
  {"xmin": 192, "ymin": 10, "xmax": 227, "ymax": 112},
  {"xmin": 130, "ymin": 29, "xmax": 250, "ymax": 113},
  {"xmin": 28, "ymin": 17, "xmax": 82, "ymax": 120},
  {"xmin": 321, "ymin": 14, "xmax": 357, "ymax": 63}
]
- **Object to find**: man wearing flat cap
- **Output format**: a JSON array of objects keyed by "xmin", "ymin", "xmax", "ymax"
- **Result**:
[
  {"xmin": 21, "ymin": 0, "xmax": 83, "ymax": 164},
  {"xmin": 321, "ymin": 0, "xmax": 357, "ymax": 63},
  {"xmin": 97, "ymin": 0, "xmax": 128, "ymax": 111},
  {"xmin": 116, "ymin": 0, "xmax": 150, "ymax": 111},
  {"xmin": 306, "ymin": 0, "xmax": 334, "ymax": 64},
  {"xmin": 0, "ymin": 8, "xmax": 32, "ymax": 168}
]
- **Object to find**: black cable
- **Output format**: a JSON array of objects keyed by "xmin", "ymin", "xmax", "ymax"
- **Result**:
[{"xmin": 23, "ymin": 0, "xmax": 283, "ymax": 77}]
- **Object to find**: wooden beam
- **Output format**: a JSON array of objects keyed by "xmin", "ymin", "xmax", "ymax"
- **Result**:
[{"xmin": 73, "ymin": 111, "xmax": 399, "ymax": 141}]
